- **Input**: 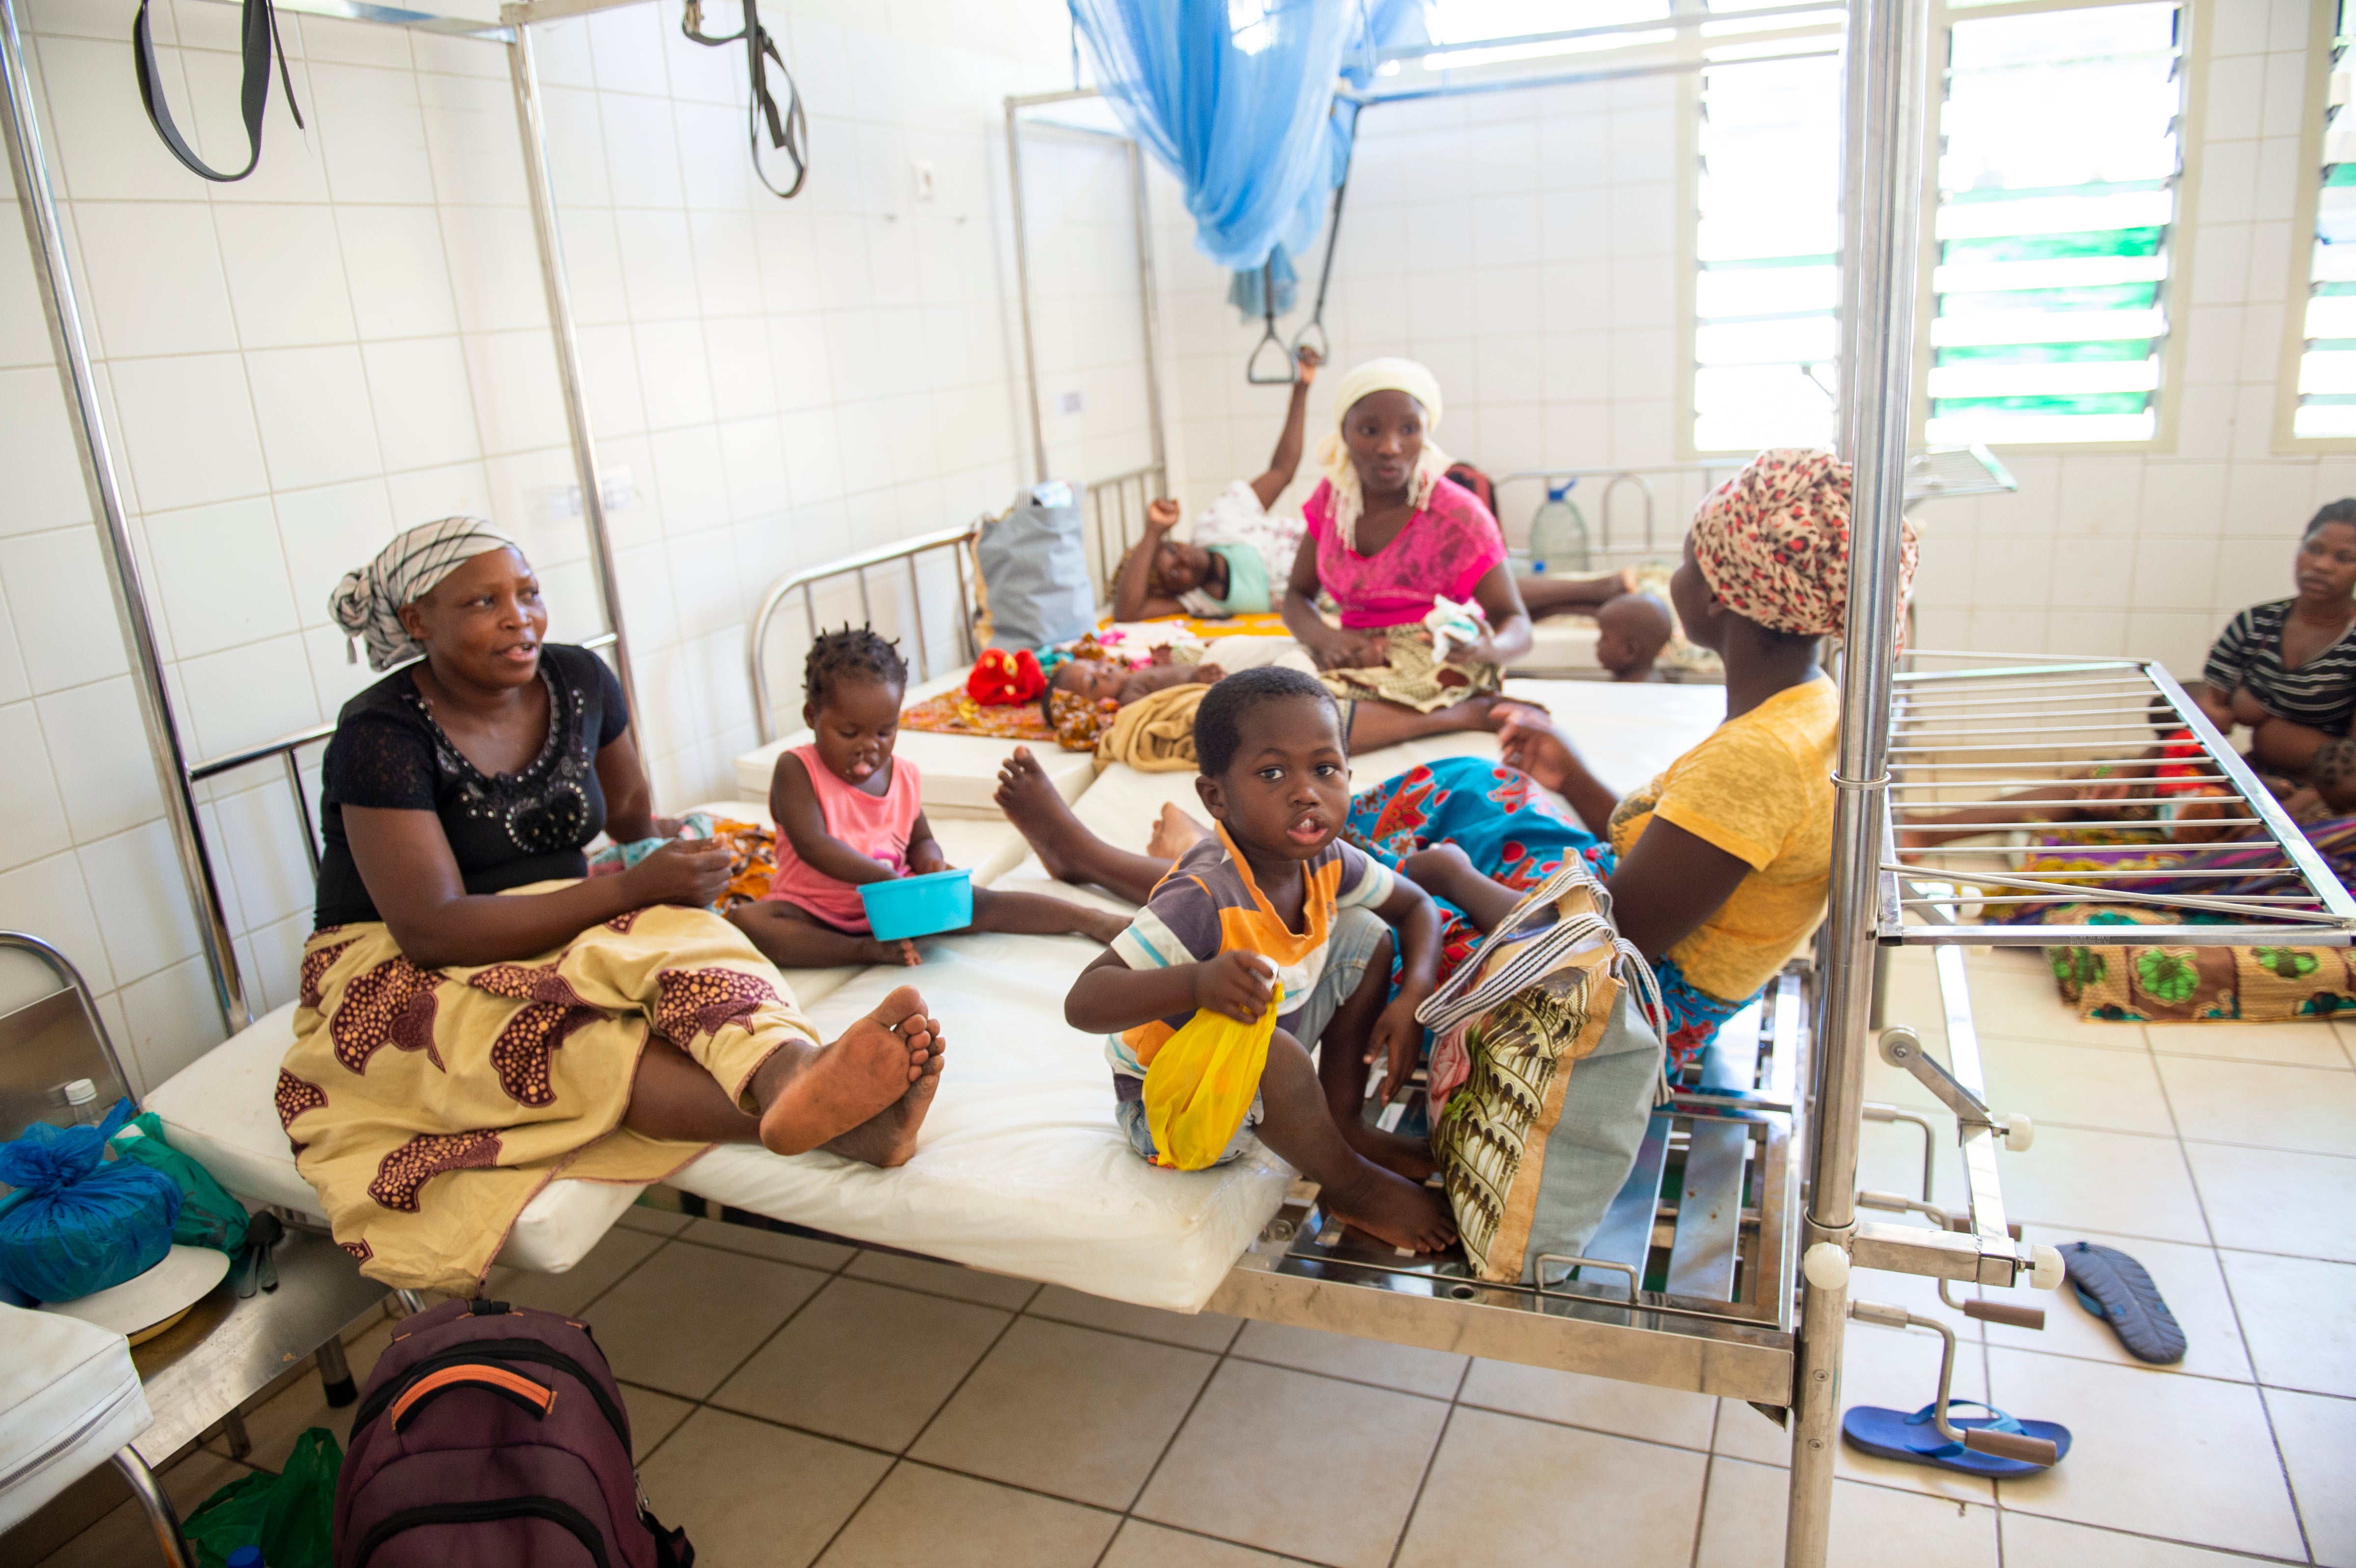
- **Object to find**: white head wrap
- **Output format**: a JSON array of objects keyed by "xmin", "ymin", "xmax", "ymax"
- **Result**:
[
  {"xmin": 1314, "ymin": 357, "xmax": 1454, "ymax": 552},
  {"xmin": 330, "ymin": 517, "xmax": 522, "ymax": 672}
]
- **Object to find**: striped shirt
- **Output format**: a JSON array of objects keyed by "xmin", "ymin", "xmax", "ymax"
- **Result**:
[
  {"xmin": 2203, "ymin": 600, "xmax": 2356, "ymax": 737},
  {"xmin": 1105, "ymin": 825, "xmax": 1395, "ymax": 1080}
]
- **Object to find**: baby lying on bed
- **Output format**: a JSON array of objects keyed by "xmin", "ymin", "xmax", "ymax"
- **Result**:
[
  {"xmin": 1061, "ymin": 666, "xmax": 1458, "ymax": 1254},
  {"xmin": 730, "ymin": 628, "xmax": 1127, "ymax": 968}
]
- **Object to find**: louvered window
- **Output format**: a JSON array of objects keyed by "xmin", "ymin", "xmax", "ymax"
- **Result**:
[
  {"xmin": 2294, "ymin": 2, "xmax": 2356, "ymax": 439},
  {"xmin": 1926, "ymin": 1, "xmax": 2183, "ymax": 445}
]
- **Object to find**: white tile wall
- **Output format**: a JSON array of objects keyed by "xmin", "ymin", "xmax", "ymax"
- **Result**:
[{"xmin": 0, "ymin": 0, "xmax": 1071, "ymax": 1089}]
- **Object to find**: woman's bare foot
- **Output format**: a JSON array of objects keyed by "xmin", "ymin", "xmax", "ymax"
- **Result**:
[
  {"xmin": 823, "ymin": 1029, "xmax": 945, "ymax": 1167},
  {"xmin": 994, "ymin": 747, "xmax": 1094, "ymax": 883},
  {"xmin": 855, "ymin": 937, "xmax": 921, "ymax": 967},
  {"xmin": 1147, "ymin": 802, "xmax": 1212, "ymax": 860},
  {"xmin": 1345, "ymin": 1123, "xmax": 1437, "ymax": 1182},
  {"xmin": 1323, "ymin": 1162, "xmax": 1457, "ymax": 1254},
  {"xmin": 752, "ymin": 984, "xmax": 938, "ymax": 1156}
]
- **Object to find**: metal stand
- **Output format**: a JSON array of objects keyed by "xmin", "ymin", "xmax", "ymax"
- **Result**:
[{"xmin": 110, "ymin": 1446, "xmax": 195, "ymax": 1568}]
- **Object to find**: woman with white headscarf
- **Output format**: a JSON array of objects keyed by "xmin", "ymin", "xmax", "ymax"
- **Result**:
[
  {"xmin": 1283, "ymin": 358, "xmax": 1534, "ymax": 747},
  {"xmin": 287, "ymin": 520, "xmax": 945, "ymax": 1294}
]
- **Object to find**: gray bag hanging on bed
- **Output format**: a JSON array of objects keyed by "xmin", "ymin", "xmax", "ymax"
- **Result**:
[
  {"xmin": 1418, "ymin": 864, "xmax": 1666, "ymax": 1285},
  {"xmin": 977, "ymin": 481, "xmax": 1095, "ymax": 651}
]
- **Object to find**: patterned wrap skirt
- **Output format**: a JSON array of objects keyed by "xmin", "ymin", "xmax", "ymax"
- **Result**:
[{"xmin": 279, "ymin": 893, "xmax": 819, "ymax": 1294}]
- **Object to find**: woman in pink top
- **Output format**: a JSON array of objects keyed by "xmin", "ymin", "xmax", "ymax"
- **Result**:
[
  {"xmin": 1283, "ymin": 359, "xmax": 1533, "ymax": 749},
  {"xmin": 730, "ymin": 629, "xmax": 1128, "ymax": 969}
]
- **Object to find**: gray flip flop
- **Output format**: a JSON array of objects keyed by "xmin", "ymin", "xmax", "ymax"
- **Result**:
[{"xmin": 2061, "ymin": 1240, "xmax": 2184, "ymax": 1364}]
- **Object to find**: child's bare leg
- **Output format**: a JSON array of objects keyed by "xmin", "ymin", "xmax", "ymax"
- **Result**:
[
  {"xmin": 966, "ymin": 886, "xmax": 1128, "ymax": 944},
  {"xmin": 729, "ymin": 901, "xmax": 917, "ymax": 968},
  {"xmin": 1348, "ymin": 694, "xmax": 1499, "ymax": 752},
  {"xmin": 623, "ymin": 987, "xmax": 943, "ymax": 1163},
  {"xmin": 1257, "ymin": 1029, "xmax": 1455, "ymax": 1254},
  {"xmin": 1311, "ymin": 928, "xmax": 1435, "ymax": 1181},
  {"xmin": 993, "ymin": 747, "xmax": 1172, "ymax": 904},
  {"xmin": 1518, "ymin": 570, "xmax": 1635, "ymax": 616},
  {"xmin": 1398, "ymin": 844, "xmax": 1525, "ymax": 933}
]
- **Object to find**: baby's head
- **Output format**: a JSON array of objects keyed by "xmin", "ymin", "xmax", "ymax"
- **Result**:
[
  {"xmin": 1052, "ymin": 656, "xmax": 1129, "ymax": 705},
  {"xmin": 1593, "ymin": 592, "xmax": 1673, "ymax": 680},
  {"xmin": 1192, "ymin": 665, "xmax": 1349, "ymax": 864},
  {"xmin": 802, "ymin": 625, "xmax": 909, "ymax": 786}
]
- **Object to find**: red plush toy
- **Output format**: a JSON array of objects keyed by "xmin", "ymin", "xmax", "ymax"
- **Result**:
[{"xmin": 967, "ymin": 647, "xmax": 1046, "ymax": 705}]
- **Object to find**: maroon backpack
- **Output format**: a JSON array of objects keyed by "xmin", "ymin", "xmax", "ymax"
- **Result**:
[{"xmin": 335, "ymin": 1298, "xmax": 692, "ymax": 1568}]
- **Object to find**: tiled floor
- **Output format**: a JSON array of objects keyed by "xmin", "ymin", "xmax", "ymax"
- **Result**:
[{"xmin": 25, "ymin": 947, "xmax": 2356, "ymax": 1567}]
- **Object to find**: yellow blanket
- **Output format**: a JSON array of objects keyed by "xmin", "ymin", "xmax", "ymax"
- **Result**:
[{"xmin": 1096, "ymin": 682, "xmax": 1209, "ymax": 773}]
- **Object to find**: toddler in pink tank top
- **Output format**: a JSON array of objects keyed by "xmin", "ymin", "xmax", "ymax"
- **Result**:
[{"xmin": 728, "ymin": 628, "xmax": 1130, "ymax": 970}]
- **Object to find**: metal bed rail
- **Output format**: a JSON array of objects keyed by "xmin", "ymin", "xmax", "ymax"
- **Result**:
[
  {"xmin": 1208, "ymin": 967, "xmax": 1810, "ymax": 1405},
  {"xmin": 746, "ymin": 525, "xmax": 982, "ymax": 745},
  {"xmin": 1084, "ymin": 462, "xmax": 1167, "ymax": 601},
  {"xmin": 1874, "ymin": 656, "xmax": 2356, "ymax": 947}
]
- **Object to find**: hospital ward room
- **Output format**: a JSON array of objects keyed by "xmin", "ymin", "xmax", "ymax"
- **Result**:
[{"xmin": 3, "ymin": 0, "xmax": 2355, "ymax": 1562}]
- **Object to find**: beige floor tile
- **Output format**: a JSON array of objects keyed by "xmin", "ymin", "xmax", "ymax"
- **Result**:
[
  {"xmin": 817, "ymin": 1462, "xmax": 1119, "ymax": 1568},
  {"xmin": 1394, "ymin": 1407, "xmax": 1708, "ymax": 1567},
  {"xmin": 1690, "ymin": 1457, "xmax": 1998, "ymax": 1568},
  {"xmin": 2157, "ymin": 1055, "xmax": 2356, "ymax": 1157},
  {"xmin": 2150, "ymin": 1017, "xmax": 2349, "ymax": 1068},
  {"xmin": 1457, "ymin": 1359, "xmax": 1717, "ymax": 1450},
  {"xmin": 483, "ymin": 1224, "xmax": 664, "ymax": 1316},
  {"xmin": 910, "ymin": 1317, "xmax": 1216, "ymax": 1510},
  {"xmin": 2000, "ymin": 1511, "xmax": 2295, "ymax": 1567},
  {"xmin": 1983, "ymin": 1124, "xmax": 2209, "ymax": 1244},
  {"xmin": 591, "ymin": 1240, "xmax": 827, "ymax": 1398},
  {"xmin": 615, "ymin": 1201, "xmax": 694, "ymax": 1236},
  {"xmin": 1977, "ymin": 1226, "xmax": 2252, "ymax": 1382},
  {"xmin": 2263, "ymin": 1387, "xmax": 2356, "ymax": 1568},
  {"xmin": 845, "ymin": 1249, "xmax": 1040, "ymax": 1310},
  {"xmin": 2218, "ymin": 1249, "xmax": 2356, "ymax": 1397},
  {"xmin": 1025, "ymin": 1284, "xmax": 1243, "ymax": 1353},
  {"xmin": 1229, "ymin": 1321, "xmax": 1467, "ymax": 1399},
  {"xmin": 1985, "ymin": 1346, "xmax": 2306, "ymax": 1558},
  {"xmin": 219, "ymin": 1313, "xmax": 398, "ymax": 1471},
  {"xmin": 637, "ymin": 1408, "xmax": 889, "ymax": 1568},
  {"xmin": 1977, "ymin": 1036, "xmax": 2175, "ymax": 1137},
  {"xmin": 1135, "ymin": 1359, "xmax": 1449, "ymax": 1568},
  {"xmin": 682, "ymin": 1216, "xmax": 857, "ymax": 1271},
  {"xmin": 1714, "ymin": 1320, "xmax": 1995, "ymax": 1504},
  {"xmin": 713, "ymin": 1276, "xmax": 1010, "ymax": 1450},
  {"xmin": 1956, "ymin": 950, "xmax": 2150, "ymax": 1049},
  {"xmin": 2184, "ymin": 1142, "xmax": 2356, "ymax": 1263},
  {"xmin": 618, "ymin": 1382, "xmax": 696, "ymax": 1460},
  {"xmin": 1098, "ymin": 1520, "xmax": 1299, "ymax": 1567}
]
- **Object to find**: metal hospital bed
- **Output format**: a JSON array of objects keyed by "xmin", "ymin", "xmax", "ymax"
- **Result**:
[{"xmin": 14, "ymin": 0, "xmax": 2355, "ymax": 1558}]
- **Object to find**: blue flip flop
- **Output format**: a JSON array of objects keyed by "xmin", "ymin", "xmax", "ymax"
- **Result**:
[
  {"xmin": 2061, "ymin": 1240, "xmax": 2185, "ymax": 1364},
  {"xmin": 1841, "ymin": 1400, "xmax": 2071, "ymax": 1477}
]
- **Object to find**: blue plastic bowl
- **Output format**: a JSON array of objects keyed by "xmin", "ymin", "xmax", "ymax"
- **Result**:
[{"xmin": 860, "ymin": 868, "xmax": 973, "ymax": 940}]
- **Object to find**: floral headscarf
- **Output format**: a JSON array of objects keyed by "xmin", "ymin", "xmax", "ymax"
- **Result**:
[{"xmin": 1688, "ymin": 448, "xmax": 1918, "ymax": 639}]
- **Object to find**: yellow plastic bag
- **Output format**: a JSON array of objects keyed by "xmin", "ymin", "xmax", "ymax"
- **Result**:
[{"xmin": 1141, "ymin": 983, "xmax": 1284, "ymax": 1170}]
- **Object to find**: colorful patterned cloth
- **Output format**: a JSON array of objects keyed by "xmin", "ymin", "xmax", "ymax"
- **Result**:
[
  {"xmin": 282, "ymin": 901, "xmax": 820, "ymax": 1293},
  {"xmin": 1317, "ymin": 623, "xmax": 1500, "ymax": 715},
  {"xmin": 1689, "ymin": 448, "xmax": 1917, "ymax": 641},
  {"xmin": 899, "ymin": 689, "xmax": 1057, "ymax": 743},
  {"xmin": 1051, "ymin": 689, "xmax": 1120, "ymax": 751},
  {"xmin": 588, "ymin": 815, "xmax": 784, "ymax": 915},
  {"xmin": 1342, "ymin": 757, "xmax": 1756, "ymax": 1066}
]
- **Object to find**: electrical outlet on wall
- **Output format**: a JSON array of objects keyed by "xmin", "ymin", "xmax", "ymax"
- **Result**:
[{"xmin": 1058, "ymin": 390, "xmax": 1086, "ymax": 416}]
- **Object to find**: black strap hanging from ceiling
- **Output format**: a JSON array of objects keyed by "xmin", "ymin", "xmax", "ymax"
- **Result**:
[
  {"xmin": 131, "ymin": 0, "xmax": 304, "ymax": 183},
  {"xmin": 681, "ymin": 0, "xmax": 808, "ymax": 199}
]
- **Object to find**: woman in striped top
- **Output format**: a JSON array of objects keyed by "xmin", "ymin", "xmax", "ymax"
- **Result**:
[{"xmin": 2199, "ymin": 500, "xmax": 2356, "ymax": 811}]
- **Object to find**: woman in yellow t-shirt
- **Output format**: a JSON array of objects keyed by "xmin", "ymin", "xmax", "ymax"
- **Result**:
[{"xmin": 1480, "ymin": 448, "xmax": 1915, "ymax": 1061}]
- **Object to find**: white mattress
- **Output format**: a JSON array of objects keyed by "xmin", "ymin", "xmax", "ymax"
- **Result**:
[
  {"xmin": 1518, "ymin": 614, "xmax": 1603, "ymax": 673},
  {"xmin": 0, "ymin": 1303, "xmax": 149, "ymax": 1531},
  {"xmin": 151, "ymin": 677, "xmax": 1724, "ymax": 1304},
  {"xmin": 733, "ymin": 662, "xmax": 1095, "ymax": 815}
]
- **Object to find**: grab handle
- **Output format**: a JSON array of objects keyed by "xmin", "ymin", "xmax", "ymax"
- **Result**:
[{"xmin": 1245, "ymin": 258, "xmax": 1298, "ymax": 385}]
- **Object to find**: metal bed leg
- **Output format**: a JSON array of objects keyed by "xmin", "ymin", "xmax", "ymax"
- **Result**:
[
  {"xmin": 1787, "ymin": 1245, "xmax": 1851, "ymax": 1565},
  {"xmin": 218, "ymin": 1408, "xmax": 251, "ymax": 1461},
  {"xmin": 316, "ymin": 1332, "xmax": 358, "ymax": 1408},
  {"xmin": 111, "ymin": 1445, "xmax": 196, "ymax": 1568}
]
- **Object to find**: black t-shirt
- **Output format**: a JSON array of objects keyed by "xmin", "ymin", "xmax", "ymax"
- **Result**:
[{"xmin": 313, "ymin": 644, "xmax": 629, "ymax": 929}]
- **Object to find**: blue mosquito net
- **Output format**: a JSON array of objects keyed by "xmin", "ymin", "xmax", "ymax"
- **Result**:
[{"xmin": 1070, "ymin": 0, "xmax": 1426, "ymax": 304}]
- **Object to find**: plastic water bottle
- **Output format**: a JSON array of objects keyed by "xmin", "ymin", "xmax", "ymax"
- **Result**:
[
  {"xmin": 226, "ymin": 1548, "xmax": 266, "ymax": 1568},
  {"xmin": 1526, "ymin": 482, "xmax": 1591, "ymax": 574}
]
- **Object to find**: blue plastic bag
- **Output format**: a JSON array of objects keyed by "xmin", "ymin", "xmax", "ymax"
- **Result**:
[{"xmin": 0, "ymin": 1098, "xmax": 182, "ymax": 1303}]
